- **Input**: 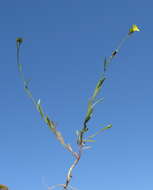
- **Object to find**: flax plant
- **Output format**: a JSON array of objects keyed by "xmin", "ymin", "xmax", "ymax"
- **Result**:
[{"xmin": 14, "ymin": 24, "xmax": 140, "ymax": 190}]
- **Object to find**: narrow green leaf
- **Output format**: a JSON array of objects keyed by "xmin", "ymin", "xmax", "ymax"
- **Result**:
[
  {"xmin": 104, "ymin": 57, "xmax": 108, "ymax": 72},
  {"xmin": 36, "ymin": 99, "xmax": 45, "ymax": 119},
  {"xmin": 97, "ymin": 78, "xmax": 105, "ymax": 89},
  {"xmin": 18, "ymin": 63, "xmax": 22, "ymax": 72},
  {"xmin": 92, "ymin": 77, "xmax": 106, "ymax": 100},
  {"xmin": 84, "ymin": 101, "xmax": 93, "ymax": 125},
  {"xmin": 87, "ymin": 124, "xmax": 112, "ymax": 139},
  {"xmin": 92, "ymin": 97, "xmax": 104, "ymax": 108},
  {"xmin": 45, "ymin": 116, "xmax": 55, "ymax": 129},
  {"xmin": 84, "ymin": 139, "xmax": 96, "ymax": 142}
]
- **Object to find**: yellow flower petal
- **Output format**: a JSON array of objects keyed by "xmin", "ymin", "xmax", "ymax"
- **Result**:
[{"xmin": 129, "ymin": 24, "xmax": 140, "ymax": 35}]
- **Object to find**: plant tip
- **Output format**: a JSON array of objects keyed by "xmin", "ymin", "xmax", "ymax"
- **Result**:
[
  {"xmin": 128, "ymin": 24, "xmax": 140, "ymax": 35},
  {"xmin": 16, "ymin": 37, "xmax": 23, "ymax": 44}
]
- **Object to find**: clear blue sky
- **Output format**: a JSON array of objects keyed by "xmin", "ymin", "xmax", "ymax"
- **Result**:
[{"xmin": 0, "ymin": 0, "xmax": 152, "ymax": 190}]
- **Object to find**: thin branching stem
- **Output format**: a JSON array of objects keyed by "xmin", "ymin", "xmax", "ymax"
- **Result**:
[
  {"xmin": 16, "ymin": 24, "xmax": 140, "ymax": 190},
  {"xmin": 63, "ymin": 145, "xmax": 83, "ymax": 190}
]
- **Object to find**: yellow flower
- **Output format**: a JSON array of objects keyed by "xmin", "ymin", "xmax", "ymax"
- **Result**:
[{"xmin": 128, "ymin": 24, "xmax": 140, "ymax": 35}]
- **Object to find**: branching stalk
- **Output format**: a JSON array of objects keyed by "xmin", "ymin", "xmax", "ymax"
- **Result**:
[
  {"xmin": 15, "ymin": 24, "xmax": 140, "ymax": 190},
  {"xmin": 63, "ymin": 146, "xmax": 83, "ymax": 190}
]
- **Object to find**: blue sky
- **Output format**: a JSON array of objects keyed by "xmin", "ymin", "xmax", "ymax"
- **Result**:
[{"xmin": 0, "ymin": 0, "xmax": 153, "ymax": 190}]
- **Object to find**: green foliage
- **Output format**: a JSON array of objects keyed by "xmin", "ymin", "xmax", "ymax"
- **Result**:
[
  {"xmin": 92, "ymin": 77, "xmax": 106, "ymax": 100},
  {"xmin": 84, "ymin": 100, "xmax": 93, "ymax": 127},
  {"xmin": 87, "ymin": 124, "xmax": 112, "ymax": 139},
  {"xmin": 36, "ymin": 99, "xmax": 45, "ymax": 119}
]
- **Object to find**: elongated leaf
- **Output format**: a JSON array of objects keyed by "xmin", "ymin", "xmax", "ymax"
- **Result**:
[
  {"xmin": 82, "ymin": 146, "xmax": 92, "ymax": 150},
  {"xmin": 36, "ymin": 99, "xmax": 45, "ymax": 119},
  {"xmin": 18, "ymin": 63, "xmax": 22, "ymax": 72},
  {"xmin": 104, "ymin": 57, "xmax": 108, "ymax": 72},
  {"xmin": 92, "ymin": 77, "xmax": 106, "ymax": 100},
  {"xmin": 92, "ymin": 97, "xmax": 104, "ymax": 108},
  {"xmin": 45, "ymin": 116, "xmax": 55, "ymax": 129},
  {"xmin": 84, "ymin": 101, "xmax": 93, "ymax": 125},
  {"xmin": 87, "ymin": 124, "xmax": 112, "ymax": 139},
  {"xmin": 83, "ymin": 139, "xmax": 96, "ymax": 142}
]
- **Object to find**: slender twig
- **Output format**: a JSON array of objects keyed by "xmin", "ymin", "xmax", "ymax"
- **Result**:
[{"xmin": 63, "ymin": 145, "xmax": 83, "ymax": 190}]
